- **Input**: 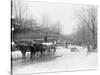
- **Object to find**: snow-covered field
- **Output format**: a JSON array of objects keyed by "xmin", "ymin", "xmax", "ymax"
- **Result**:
[{"xmin": 12, "ymin": 46, "xmax": 98, "ymax": 75}]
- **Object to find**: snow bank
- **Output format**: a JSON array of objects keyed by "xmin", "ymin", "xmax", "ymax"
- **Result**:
[{"xmin": 12, "ymin": 51, "xmax": 30, "ymax": 60}]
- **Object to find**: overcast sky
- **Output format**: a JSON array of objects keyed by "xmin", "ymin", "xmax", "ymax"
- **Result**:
[{"xmin": 14, "ymin": 0, "xmax": 84, "ymax": 35}]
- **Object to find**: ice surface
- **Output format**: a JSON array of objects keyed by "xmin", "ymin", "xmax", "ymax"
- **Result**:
[{"xmin": 12, "ymin": 46, "xmax": 98, "ymax": 75}]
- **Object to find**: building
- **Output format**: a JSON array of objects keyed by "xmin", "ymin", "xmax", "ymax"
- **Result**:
[{"xmin": 11, "ymin": 18, "xmax": 59, "ymax": 42}]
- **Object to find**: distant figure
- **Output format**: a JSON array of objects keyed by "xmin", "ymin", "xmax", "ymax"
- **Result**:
[
  {"xmin": 44, "ymin": 32, "xmax": 48, "ymax": 42},
  {"xmin": 65, "ymin": 41, "xmax": 68, "ymax": 48},
  {"xmin": 87, "ymin": 42, "xmax": 90, "ymax": 52}
]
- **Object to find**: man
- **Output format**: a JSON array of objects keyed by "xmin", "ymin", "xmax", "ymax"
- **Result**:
[
  {"xmin": 65, "ymin": 41, "xmax": 68, "ymax": 48},
  {"xmin": 44, "ymin": 32, "xmax": 48, "ymax": 42},
  {"xmin": 87, "ymin": 41, "xmax": 90, "ymax": 52}
]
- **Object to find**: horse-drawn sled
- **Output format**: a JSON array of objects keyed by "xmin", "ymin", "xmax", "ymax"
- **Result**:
[{"xmin": 12, "ymin": 40, "xmax": 57, "ymax": 59}]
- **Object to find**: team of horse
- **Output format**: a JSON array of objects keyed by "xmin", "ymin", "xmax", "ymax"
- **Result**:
[{"xmin": 13, "ymin": 40, "xmax": 56, "ymax": 59}]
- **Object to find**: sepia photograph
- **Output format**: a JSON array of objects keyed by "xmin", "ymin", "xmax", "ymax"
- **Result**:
[{"xmin": 11, "ymin": 0, "xmax": 98, "ymax": 75}]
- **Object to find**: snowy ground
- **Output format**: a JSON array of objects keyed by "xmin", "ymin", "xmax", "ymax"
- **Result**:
[{"xmin": 12, "ymin": 46, "xmax": 98, "ymax": 75}]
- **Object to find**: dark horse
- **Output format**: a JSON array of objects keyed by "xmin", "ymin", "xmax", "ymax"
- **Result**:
[
  {"xmin": 16, "ymin": 45, "xmax": 29, "ymax": 59},
  {"xmin": 16, "ymin": 43, "xmax": 47, "ymax": 59},
  {"xmin": 29, "ymin": 43, "xmax": 47, "ymax": 59}
]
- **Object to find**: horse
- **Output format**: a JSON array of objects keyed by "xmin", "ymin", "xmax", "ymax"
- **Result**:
[
  {"xmin": 15, "ymin": 44, "xmax": 29, "ymax": 59},
  {"xmin": 28, "ymin": 43, "xmax": 47, "ymax": 59}
]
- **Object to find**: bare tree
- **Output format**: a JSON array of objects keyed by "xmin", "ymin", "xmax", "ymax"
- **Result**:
[
  {"xmin": 74, "ymin": 23, "xmax": 92, "ymax": 45},
  {"xmin": 76, "ymin": 5, "xmax": 97, "ymax": 49},
  {"xmin": 41, "ymin": 14, "xmax": 52, "ymax": 28},
  {"xmin": 50, "ymin": 21, "xmax": 61, "ymax": 34},
  {"xmin": 12, "ymin": 0, "xmax": 28, "ymax": 26},
  {"xmin": 40, "ymin": 14, "xmax": 61, "ymax": 34},
  {"xmin": 55, "ymin": 21, "xmax": 61, "ymax": 34}
]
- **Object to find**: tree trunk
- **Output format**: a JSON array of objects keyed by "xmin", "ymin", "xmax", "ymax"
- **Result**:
[{"xmin": 92, "ymin": 29, "xmax": 97, "ymax": 49}]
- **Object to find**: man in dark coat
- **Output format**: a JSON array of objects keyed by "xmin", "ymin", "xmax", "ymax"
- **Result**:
[
  {"xmin": 87, "ymin": 42, "xmax": 90, "ymax": 52},
  {"xmin": 44, "ymin": 32, "xmax": 48, "ymax": 42},
  {"xmin": 65, "ymin": 41, "xmax": 68, "ymax": 48}
]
